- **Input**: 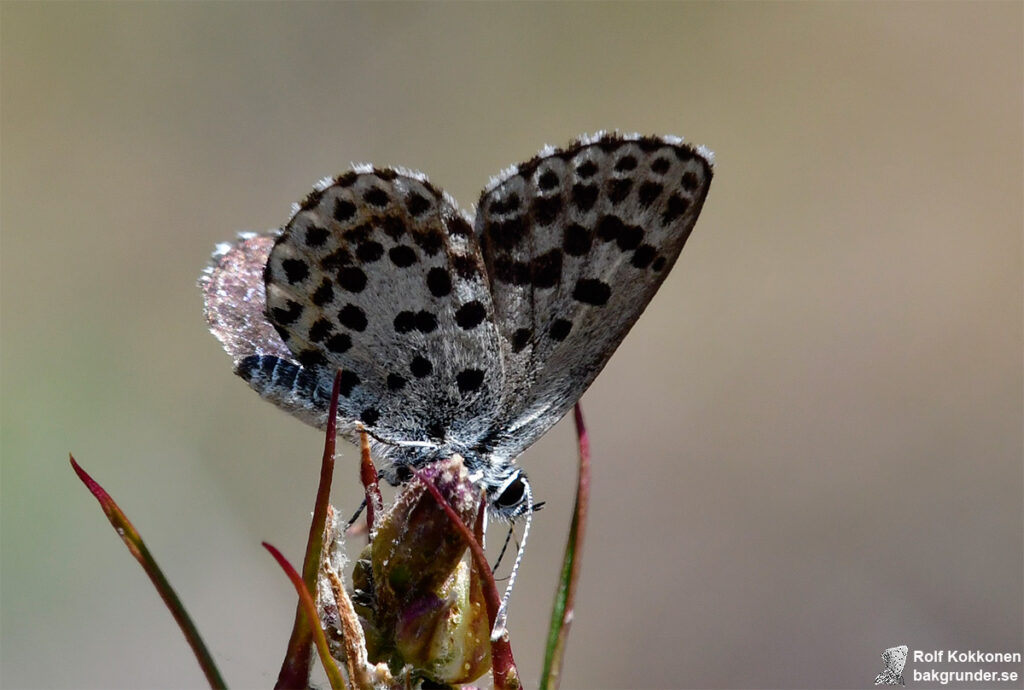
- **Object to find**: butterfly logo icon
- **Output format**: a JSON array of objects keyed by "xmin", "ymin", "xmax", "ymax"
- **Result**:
[{"xmin": 874, "ymin": 644, "xmax": 908, "ymax": 686}]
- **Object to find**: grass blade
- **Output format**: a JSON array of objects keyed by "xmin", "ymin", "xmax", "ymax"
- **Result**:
[
  {"xmin": 539, "ymin": 404, "xmax": 591, "ymax": 690},
  {"xmin": 69, "ymin": 455, "xmax": 227, "ymax": 690}
]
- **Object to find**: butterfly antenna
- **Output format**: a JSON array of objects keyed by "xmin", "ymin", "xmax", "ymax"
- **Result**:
[
  {"xmin": 492, "ymin": 523, "xmax": 516, "ymax": 572},
  {"xmin": 492, "ymin": 478, "xmax": 533, "ymax": 641},
  {"xmin": 345, "ymin": 497, "xmax": 368, "ymax": 529}
]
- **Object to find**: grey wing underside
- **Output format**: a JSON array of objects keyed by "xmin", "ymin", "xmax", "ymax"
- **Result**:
[
  {"xmin": 204, "ymin": 170, "xmax": 510, "ymax": 468},
  {"xmin": 475, "ymin": 132, "xmax": 713, "ymax": 460},
  {"xmin": 200, "ymin": 232, "xmax": 351, "ymax": 435},
  {"xmin": 201, "ymin": 136, "xmax": 713, "ymax": 469}
]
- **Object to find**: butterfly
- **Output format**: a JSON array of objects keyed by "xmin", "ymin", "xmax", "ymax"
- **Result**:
[
  {"xmin": 874, "ymin": 645, "xmax": 908, "ymax": 686},
  {"xmin": 201, "ymin": 132, "xmax": 713, "ymax": 520}
]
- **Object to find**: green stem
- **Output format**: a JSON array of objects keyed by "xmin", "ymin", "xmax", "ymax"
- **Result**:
[
  {"xmin": 540, "ymin": 404, "xmax": 591, "ymax": 690},
  {"xmin": 70, "ymin": 455, "xmax": 228, "ymax": 690}
]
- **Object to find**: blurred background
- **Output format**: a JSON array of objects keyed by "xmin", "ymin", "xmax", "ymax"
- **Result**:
[{"xmin": 2, "ymin": 3, "xmax": 1020, "ymax": 689}]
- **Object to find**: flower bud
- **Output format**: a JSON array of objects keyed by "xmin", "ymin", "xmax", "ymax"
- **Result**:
[{"xmin": 354, "ymin": 456, "xmax": 492, "ymax": 685}]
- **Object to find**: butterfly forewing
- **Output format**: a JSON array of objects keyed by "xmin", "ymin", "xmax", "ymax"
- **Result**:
[
  {"xmin": 201, "ymin": 233, "xmax": 347, "ymax": 431},
  {"xmin": 262, "ymin": 169, "xmax": 506, "ymax": 452},
  {"xmin": 202, "ymin": 232, "xmax": 293, "ymax": 364},
  {"xmin": 475, "ymin": 133, "xmax": 712, "ymax": 456}
]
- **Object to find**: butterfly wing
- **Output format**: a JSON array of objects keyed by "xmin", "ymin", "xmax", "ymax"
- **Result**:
[
  {"xmin": 202, "ymin": 231, "xmax": 291, "ymax": 364},
  {"xmin": 474, "ymin": 133, "xmax": 713, "ymax": 458},
  {"xmin": 261, "ymin": 169, "xmax": 506, "ymax": 458},
  {"xmin": 201, "ymin": 232, "xmax": 344, "ymax": 430},
  {"xmin": 884, "ymin": 646, "xmax": 908, "ymax": 676}
]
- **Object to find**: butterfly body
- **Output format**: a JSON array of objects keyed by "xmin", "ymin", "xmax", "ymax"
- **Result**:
[{"xmin": 201, "ymin": 132, "xmax": 713, "ymax": 516}]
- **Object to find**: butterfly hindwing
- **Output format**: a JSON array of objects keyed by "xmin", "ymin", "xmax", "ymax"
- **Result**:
[
  {"xmin": 263, "ymin": 169, "xmax": 506, "ymax": 452},
  {"xmin": 475, "ymin": 133, "xmax": 713, "ymax": 456}
]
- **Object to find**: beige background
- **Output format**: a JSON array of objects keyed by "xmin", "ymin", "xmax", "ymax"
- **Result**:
[{"xmin": 2, "ymin": 3, "xmax": 1021, "ymax": 689}]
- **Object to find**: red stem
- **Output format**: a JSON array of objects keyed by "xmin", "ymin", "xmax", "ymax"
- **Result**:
[
  {"xmin": 274, "ymin": 369, "xmax": 343, "ymax": 689},
  {"xmin": 358, "ymin": 429, "xmax": 381, "ymax": 532},
  {"xmin": 263, "ymin": 542, "xmax": 346, "ymax": 690}
]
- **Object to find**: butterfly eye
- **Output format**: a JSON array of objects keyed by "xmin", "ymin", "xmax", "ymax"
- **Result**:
[{"xmin": 494, "ymin": 473, "xmax": 527, "ymax": 511}]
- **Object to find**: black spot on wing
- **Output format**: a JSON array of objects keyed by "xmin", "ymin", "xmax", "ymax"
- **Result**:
[
  {"xmin": 614, "ymin": 155, "xmax": 638, "ymax": 172},
  {"xmin": 321, "ymin": 247, "xmax": 352, "ymax": 272},
  {"xmin": 563, "ymin": 223, "xmax": 592, "ymax": 256},
  {"xmin": 272, "ymin": 300, "xmax": 303, "ymax": 325},
  {"xmin": 661, "ymin": 194, "xmax": 690, "ymax": 225},
  {"xmin": 572, "ymin": 278, "xmax": 611, "ymax": 306},
  {"xmin": 305, "ymin": 225, "xmax": 329, "ymax": 247},
  {"xmin": 389, "ymin": 245, "xmax": 417, "ymax": 267},
  {"xmin": 549, "ymin": 319, "xmax": 572, "ymax": 341},
  {"xmin": 616, "ymin": 224, "xmax": 643, "ymax": 251},
  {"xmin": 494, "ymin": 257, "xmax": 530, "ymax": 285},
  {"xmin": 333, "ymin": 199, "xmax": 357, "ymax": 223},
  {"xmin": 308, "ymin": 318, "xmax": 332, "ymax": 343},
  {"xmin": 451, "ymin": 254, "xmax": 480, "ymax": 280},
  {"xmin": 362, "ymin": 187, "xmax": 389, "ymax": 207},
  {"xmin": 538, "ymin": 169, "xmax": 559, "ymax": 190},
  {"xmin": 406, "ymin": 192, "xmax": 431, "ymax": 216},
  {"xmin": 338, "ymin": 304, "xmax": 367, "ymax": 332},
  {"xmin": 311, "ymin": 278, "xmax": 334, "ymax": 306},
  {"xmin": 356, "ymin": 241, "xmax": 384, "ymax": 263},
  {"xmin": 282, "ymin": 259, "xmax": 310, "ymax": 284},
  {"xmin": 596, "ymin": 215, "xmax": 625, "ymax": 243},
  {"xmin": 394, "ymin": 311, "xmax": 415, "ymax": 333},
  {"xmin": 338, "ymin": 370, "xmax": 360, "ymax": 397},
  {"xmin": 571, "ymin": 183, "xmax": 599, "ymax": 211},
  {"xmin": 575, "ymin": 160, "xmax": 598, "ymax": 178},
  {"xmin": 326, "ymin": 333, "xmax": 351, "ymax": 353},
  {"xmin": 413, "ymin": 227, "xmax": 443, "ymax": 256},
  {"xmin": 456, "ymin": 369, "xmax": 485, "ymax": 393},
  {"xmin": 298, "ymin": 349, "xmax": 327, "ymax": 367},
  {"xmin": 511, "ymin": 328, "xmax": 532, "ymax": 353},
  {"xmin": 489, "ymin": 193, "xmax": 521, "ymax": 214},
  {"xmin": 426, "ymin": 267, "xmax": 452, "ymax": 297},
  {"xmin": 455, "ymin": 301, "xmax": 486, "ymax": 330},
  {"xmin": 382, "ymin": 215, "xmax": 406, "ymax": 240},
  {"xmin": 631, "ymin": 244, "xmax": 657, "ymax": 268},
  {"xmin": 637, "ymin": 181, "xmax": 663, "ymax": 208},
  {"xmin": 532, "ymin": 249, "xmax": 562, "ymax": 289},
  {"xmin": 410, "ymin": 356, "xmax": 433, "ymax": 378},
  {"xmin": 607, "ymin": 178, "xmax": 632, "ymax": 204},
  {"xmin": 337, "ymin": 266, "xmax": 367, "ymax": 293},
  {"xmin": 531, "ymin": 195, "xmax": 563, "ymax": 226},
  {"xmin": 414, "ymin": 310, "xmax": 438, "ymax": 333},
  {"xmin": 489, "ymin": 216, "xmax": 527, "ymax": 250}
]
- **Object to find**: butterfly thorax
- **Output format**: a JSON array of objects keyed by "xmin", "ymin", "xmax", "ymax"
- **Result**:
[{"xmin": 369, "ymin": 436, "xmax": 528, "ymax": 518}]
